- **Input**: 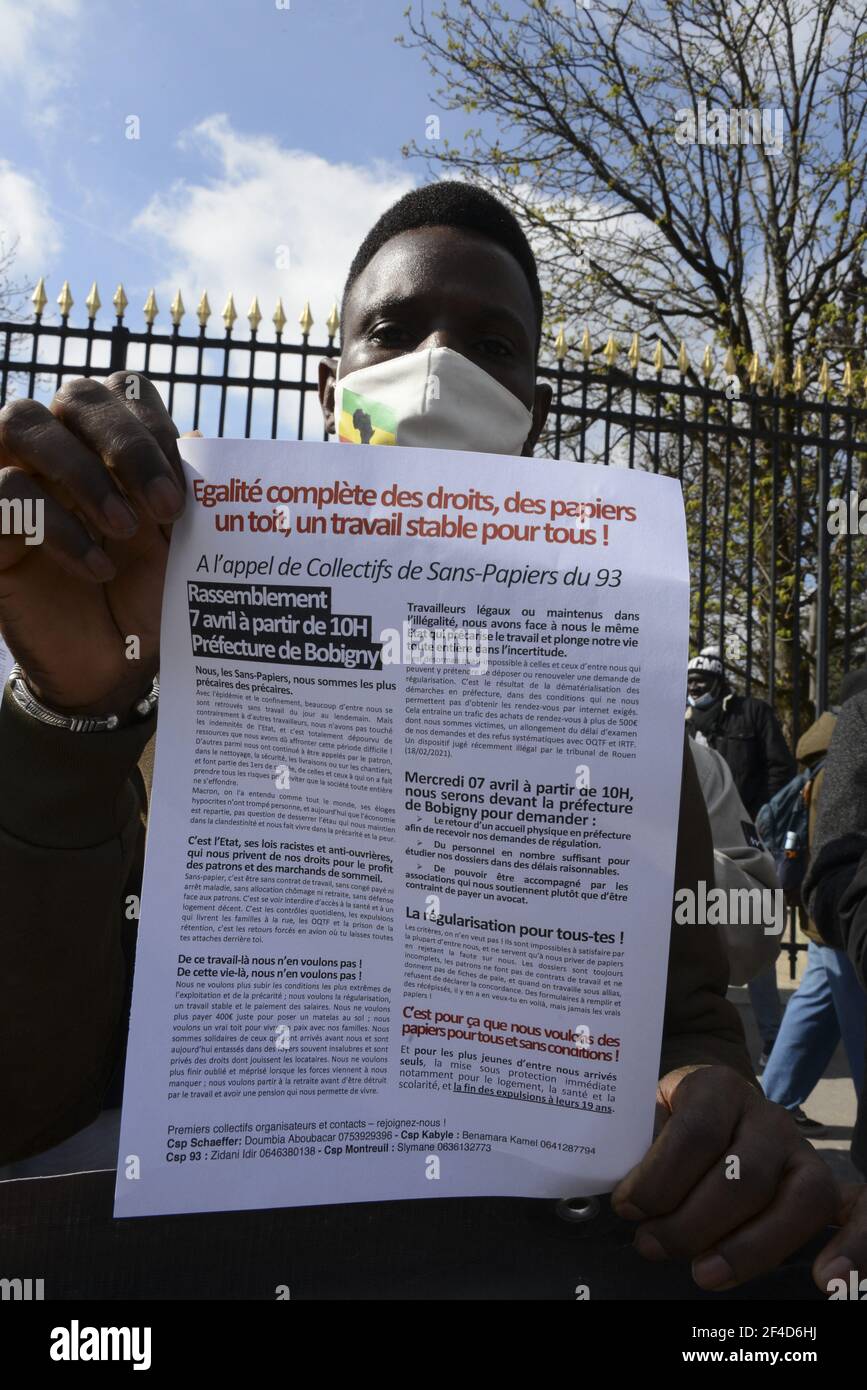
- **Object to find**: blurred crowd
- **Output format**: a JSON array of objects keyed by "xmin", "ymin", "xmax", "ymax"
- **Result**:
[{"xmin": 686, "ymin": 645, "xmax": 867, "ymax": 1176}]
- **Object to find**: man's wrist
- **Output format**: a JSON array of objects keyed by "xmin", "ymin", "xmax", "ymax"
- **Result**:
[{"xmin": 7, "ymin": 665, "xmax": 159, "ymax": 732}]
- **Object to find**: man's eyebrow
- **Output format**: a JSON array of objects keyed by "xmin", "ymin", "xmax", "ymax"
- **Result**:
[
  {"xmin": 357, "ymin": 292, "xmax": 531, "ymax": 338},
  {"xmin": 357, "ymin": 293, "xmax": 414, "ymax": 321}
]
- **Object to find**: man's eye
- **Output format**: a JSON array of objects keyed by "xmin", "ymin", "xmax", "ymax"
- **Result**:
[
  {"xmin": 477, "ymin": 338, "xmax": 513, "ymax": 358},
  {"xmin": 369, "ymin": 324, "xmax": 410, "ymax": 347}
]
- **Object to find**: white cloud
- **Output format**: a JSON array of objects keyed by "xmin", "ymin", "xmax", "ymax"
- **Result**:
[
  {"xmin": 0, "ymin": 0, "xmax": 82, "ymax": 124},
  {"xmin": 0, "ymin": 160, "xmax": 62, "ymax": 272},
  {"xmin": 132, "ymin": 115, "xmax": 415, "ymax": 341}
]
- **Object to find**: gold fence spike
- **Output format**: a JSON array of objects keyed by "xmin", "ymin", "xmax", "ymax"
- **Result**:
[
  {"xmin": 326, "ymin": 302, "xmax": 340, "ymax": 339},
  {"xmin": 555, "ymin": 325, "xmax": 568, "ymax": 362},
  {"xmin": 748, "ymin": 351, "xmax": 762, "ymax": 385},
  {"xmin": 818, "ymin": 360, "xmax": 831, "ymax": 395},
  {"xmin": 627, "ymin": 332, "xmax": 640, "ymax": 370},
  {"xmin": 32, "ymin": 276, "xmax": 47, "ymax": 316},
  {"xmin": 222, "ymin": 294, "xmax": 237, "ymax": 330},
  {"xmin": 771, "ymin": 354, "xmax": 785, "ymax": 389},
  {"xmin": 723, "ymin": 345, "xmax": 737, "ymax": 376},
  {"xmin": 57, "ymin": 281, "xmax": 74, "ymax": 318},
  {"xmin": 273, "ymin": 297, "xmax": 287, "ymax": 334},
  {"xmin": 112, "ymin": 284, "xmax": 128, "ymax": 319},
  {"xmin": 581, "ymin": 327, "xmax": 592, "ymax": 362},
  {"xmin": 197, "ymin": 292, "xmax": 211, "ymax": 327},
  {"xmin": 143, "ymin": 289, "xmax": 159, "ymax": 326},
  {"xmin": 792, "ymin": 357, "xmax": 805, "ymax": 392},
  {"xmin": 842, "ymin": 361, "xmax": 853, "ymax": 396},
  {"xmin": 702, "ymin": 344, "xmax": 714, "ymax": 379},
  {"xmin": 603, "ymin": 333, "xmax": 618, "ymax": 366},
  {"xmin": 299, "ymin": 301, "xmax": 314, "ymax": 336},
  {"xmin": 248, "ymin": 297, "xmax": 262, "ymax": 331},
  {"xmin": 653, "ymin": 338, "xmax": 664, "ymax": 373},
  {"xmin": 170, "ymin": 290, "xmax": 185, "ymax": 327},
  {"xmin": 85, "ymin": 282, "xmax": 101, "ymax": 319},
  {"xmin": 677, "ymin": 339, "xmax": 689, "ymax": 375}
]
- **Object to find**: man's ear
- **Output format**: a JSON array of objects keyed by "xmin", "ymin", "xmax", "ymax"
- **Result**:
[
  {"xmin": 319, "ymin": 357, "xmax": 338, "ymax": 436},
  {"xmin": 522, "ymin": 380, "xmax": 553, "ymax": 457}
]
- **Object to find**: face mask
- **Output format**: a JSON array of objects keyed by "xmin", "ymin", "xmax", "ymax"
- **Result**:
[
  {"xmin": 688, "ymin": 690, "xmax": 717, "ymax": 709},
  {"xmin": 334, "ymin": 346, "xmax": 533, "ymax": 456}
]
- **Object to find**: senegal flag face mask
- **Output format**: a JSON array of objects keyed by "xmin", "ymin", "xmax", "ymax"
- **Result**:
[{"xmin": 334, "ymin": 346, "xmax": 534, "ymax": 456}]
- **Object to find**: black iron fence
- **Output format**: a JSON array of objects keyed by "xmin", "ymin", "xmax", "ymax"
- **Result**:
[{"xmin": 3, "ymin": 281, "xmax": 866, "ymax": 974}]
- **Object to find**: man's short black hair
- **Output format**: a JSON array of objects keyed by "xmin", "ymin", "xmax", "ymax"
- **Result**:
[{"xmin": 342, "ymin": 180, "xmax": 544, "ymax": 353}]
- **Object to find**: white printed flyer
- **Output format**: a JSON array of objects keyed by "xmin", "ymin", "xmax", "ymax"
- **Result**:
[{"xmin": 115, "ymin": 439, "xmax": 689, "ymax": 1217}]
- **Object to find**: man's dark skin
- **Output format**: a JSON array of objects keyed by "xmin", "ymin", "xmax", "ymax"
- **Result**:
[
  {"xmin": 0, "ymin": 221, "xmax": 859, "ymax": 1292},
  {"xmin": 687, "ymin": 672, "xmax": 718, "ymax": 702}
]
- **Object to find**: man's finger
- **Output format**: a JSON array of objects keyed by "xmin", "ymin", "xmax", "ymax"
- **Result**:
[
  {"xmin": 103, "ymin": 371, "xmax": 185, "ymax": 480},
  {"xmin": 0, "ymin": 466, "xmax": 115, "ymax": 582},
  {"xmin": 0, "ymin": 397, "xmax": 139, "ymax": 540},
  {"xmin": 632, "ymin": 1108, "xmax": 800, "ymax": 1260},
  {"xmin": 50, "ymin": 376, "xmax": 184, "ymax": 524},
  {"xmin": 813, "ymin": 1183, "xmax": 867, "ymax": 1295},
  {"xmin": 690, "ymin": 1151, "xmax": 838, "ymax": 1290},
  {"xmin": 612, "ymin": 1067, "xmax": 745, "ymax": 1218}
]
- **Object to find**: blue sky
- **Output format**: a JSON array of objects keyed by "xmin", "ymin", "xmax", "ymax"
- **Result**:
[{"xmin": 0, "ymin": 0, "xmax": 450, "ymax": 337}]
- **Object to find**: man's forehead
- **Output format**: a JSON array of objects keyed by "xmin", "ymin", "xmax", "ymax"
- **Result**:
[{"xmin": 345, "ymin": 225, "xmax": 537, "ymax": 325}]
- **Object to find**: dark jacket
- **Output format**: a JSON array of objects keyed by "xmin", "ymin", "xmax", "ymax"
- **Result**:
[
  {"xmin": 795, "ymin": 710, "xmax": 837, "ymax": 942},
  {"xmin": 0, "ymin": 686, "xmax": 756, "ymax": 1168},
  {"xmin": 686, "ymin": 689, "xmax": 796, "ymax": 819},
  {"xmin": 803, "ymin": 689, "xmax": 867, "ymax": 1175}
]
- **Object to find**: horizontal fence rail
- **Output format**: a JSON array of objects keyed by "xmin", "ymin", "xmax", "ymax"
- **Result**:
[{"xmin": 3, "ymin": 282, "xmax": 866, "ymax": 977}]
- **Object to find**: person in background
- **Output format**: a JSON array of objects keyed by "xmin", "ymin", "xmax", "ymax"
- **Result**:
[
  {"xmin": 760, "ymin": 671, "xmax": 867, "ymax": 1141},
  {"xmin": 688, "ymin": 739, "xmax": 781, "ymax": 987},
  {"xmin": 803, "ymin": 679, "xmax": 867, "ymax": 1179},
  {"xmin": 686, "ymin": 647, "xmax": 797, "ymax": 1069}
]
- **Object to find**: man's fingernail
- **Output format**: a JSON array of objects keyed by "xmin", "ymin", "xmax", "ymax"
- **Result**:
[
  {"xmin": 85, "ymin": 546, "xmax": 116, "ymax": 580},
  {"xmin": 692, "ymin": 1253, "xmax": 736, "ymax": 1290},
  {"xmin": 613, "ymin": 1199, "xmax": 647, "ymax": 1221},
  {"xmin": 102, "ymin": 492, "xmax": 138, "ymax": 534},
  {"xmin": 634, "ymin": 1231, "xmax": 668, "ymax": 1261},
  {"xmin": 817, "ymin": 1256, "xmax": 854, "ymax": 1287},
  {"xmin": 146, "ymin": 476, "xmax": 184, "ymax": 521}
]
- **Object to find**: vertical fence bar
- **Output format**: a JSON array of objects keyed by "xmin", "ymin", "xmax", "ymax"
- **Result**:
[
  {"xmin": 792, "ymin": 395, "xmax": 804, "ymax": 746},
  {"xmin": 816, "ymin": 395, "xmax": 831, "ymax": 714},
  {"xmin": 697, "ymin": 377, "xmax": 710, "ymax": 648},
  {"xmin": 745, "ymin": 386, "xmax": 758, "ymax": 695},
  {"xmin": 841, "ymin": 397, "xmax": 854, "ymax": 675},
  {"xmin": 298, "ymin": 305, "xmax": 312, "ymax": 441},
  {"xmin": 54, "ymin": 284, "xmax": 73, "ymax": 393},
  {"xmin": 554, "ymin": 356, "xmax": 564, "ymax": 461},
  {"xmin": 244, "ymin": 325, "xmax": 257, "ymax": 440},
  {"xmin": 768, "ymin": 387, "xmax": 781, "ymax": 711},
  {"xmin": 0, "ymin": 325, "xmax": 10, "ymax": 405}
]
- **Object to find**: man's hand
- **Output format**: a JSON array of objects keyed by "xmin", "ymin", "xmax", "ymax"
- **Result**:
[
  {"xmin": 813, "ymin": 1183, "xmax": 867, "ymax": 1296},
  {"xmin": 0, "ymin": 373, "xmax": 184, "ymax": 716},
  {"xmin": 611, "ymin": 1064, "xmax": 838, "ymax": 1290}
]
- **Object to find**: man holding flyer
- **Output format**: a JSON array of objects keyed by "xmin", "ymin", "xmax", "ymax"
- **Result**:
[{"xmin": 0, "ymin": 182, "xmax": 857, "ymax": 1299}]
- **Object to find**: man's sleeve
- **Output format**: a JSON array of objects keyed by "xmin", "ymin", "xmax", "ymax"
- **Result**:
[
  {"xmin": 0, "ymin": 687, "xmax": 153, "ymax": 1163},
  {"xmin": 690, "ymin": 742, "xmax": 781, "ymax": 985},
  {"xmin": 758, "ymin": 702, "xmax": 797, "ymax": 799},
  {"xmin": 804, "ymin": 694, "xmax": 867, "ymax": 987},
  {"xmin": 659, "ymin": 735, "xmax": 757, "ymax": 1084}
]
